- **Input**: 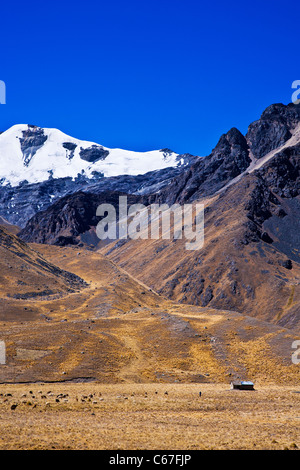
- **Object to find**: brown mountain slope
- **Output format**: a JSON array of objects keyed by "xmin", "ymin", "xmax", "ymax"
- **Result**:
[
  {"xmin": 97, "ymin": 104, "xmax": 300, "ymax": 330},
  {"xmin": 0, "ymin": 216, "xmax": 20, "ymax": 235},
  {"xmin": 100, "ymin": 172, "xmax": 300, "ymax": 331},
  {"xmin": 0, "ymin": 242, "xmax": 299, "ymax": 385},
  {"xmin": 0, "ymin": 226, "xmax": 87, "ymax": 319}
]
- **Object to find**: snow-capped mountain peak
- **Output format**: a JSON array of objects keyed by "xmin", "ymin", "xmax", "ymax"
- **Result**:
[{"xmin": 0, "ymin": 124, "xmax": 188, "ymax": 187}]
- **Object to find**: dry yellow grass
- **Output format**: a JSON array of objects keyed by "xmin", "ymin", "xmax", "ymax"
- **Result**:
[{"xmin": 0, "ymin": 383, "xmax": 299, "ymax": 450}]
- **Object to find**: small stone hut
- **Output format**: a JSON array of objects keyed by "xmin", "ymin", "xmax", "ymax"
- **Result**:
[{"xmin": 230, "ymin": 381, "xmax": 255, "ymax": 390}]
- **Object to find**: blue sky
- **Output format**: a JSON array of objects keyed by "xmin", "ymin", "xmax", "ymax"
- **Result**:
[{"xmin": 0, "ymin": 0, "xmax": 299, "ymax": 156}]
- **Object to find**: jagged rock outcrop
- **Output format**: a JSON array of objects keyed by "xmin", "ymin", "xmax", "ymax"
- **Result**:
[
  {"xmin": 246, "ymin": 102, "xmax": 300, "ymax": 159},
  {"xmin": 255, "ymin": 142, "xmax": 300, "ymax": 197},
  {"xmin": 19, "ymin": 125, "xmax": 48, "ymax": 166},
  {"xmin": 18, "ymin": 191, "xmax": 146, "ymax": 246},
  {"xmin": 79, "ymin": 145, "xmax": 110, "ymax": 162},
  {"xmin": 153, "ymin": 127, "xmax": 251, "ymax": 205}
]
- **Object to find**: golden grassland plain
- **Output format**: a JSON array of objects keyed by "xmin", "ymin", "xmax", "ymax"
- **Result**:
[
  {"xmin": 0, "ymin": 235, "xmax": 300, "ymax": 450},
  {"xmin": 0, "ymin": 383, "xmax": 299, "ymax": 450}
]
